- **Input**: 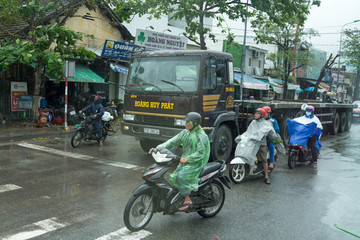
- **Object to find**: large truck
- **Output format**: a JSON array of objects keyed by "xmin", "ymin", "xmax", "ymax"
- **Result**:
[{"xmin": 121, "ymin": 50, "xmax": 354, "ymax": 162}]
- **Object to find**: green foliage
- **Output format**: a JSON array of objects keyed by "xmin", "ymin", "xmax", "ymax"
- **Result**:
[
  {"xmin": 343, "ymin": 28, "xmax": 360, "ymax": 71},
  {"xmin": 0, "ymin": 1, "xmax": 96, "ymax": 82},
  {"xmin": 118, "ymin": 0, "xmax": 321, "ymax": 49}
]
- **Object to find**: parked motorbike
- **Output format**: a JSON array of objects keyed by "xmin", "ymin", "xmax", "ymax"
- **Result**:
[
  {"xmin": 123, "ymin": 148, "xmax": 231, "ymax": 232},
  {"xmin": 229, "ymin": 150, "xmax": 276, "ymax": 184},
  {"xmin": 67, "ymin": 105, "xmax": 79, "ymax": 125},
  {"xmin": 70, "ymin": 112, "xmax": 115, "ymax": 148}
]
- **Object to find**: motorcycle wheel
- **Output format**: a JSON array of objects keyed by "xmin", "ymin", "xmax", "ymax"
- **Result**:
[
  {"xmin": 71, "ymin": 130, "xmax": 83, "ymax": 148},
  {"xmin": 197, "ymin": 180, "xmax": 225, "ymax": 218},
  {"xmin": 229, "ymin": 164, "xmax": 248, "ymax": 184},
  {"xmin": 123, "ymin": 192, "xmax": 154, "ymax": 232},
  {"xmin": 288, "ymin": 151, "xmax": 297, "ymax": 169}
]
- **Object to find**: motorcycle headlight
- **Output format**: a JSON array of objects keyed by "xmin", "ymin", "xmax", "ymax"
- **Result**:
[
  {"xmin": 123, "ymin": 114, "xmax": 135, "ymax": 121},
  {"xmin": 175, "ymin": 118, "xmax": 186, "ymax": 126}
]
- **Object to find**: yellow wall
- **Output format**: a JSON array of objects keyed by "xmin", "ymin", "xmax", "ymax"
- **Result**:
[{"xmin": 63, "ymin": 5, "xmax": 124, "ymax": 50}]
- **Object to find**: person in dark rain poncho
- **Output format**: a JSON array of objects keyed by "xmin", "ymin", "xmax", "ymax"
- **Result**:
[{"xmin": 149, "ymin": 112, "xmax": 210, "ymax": 211}]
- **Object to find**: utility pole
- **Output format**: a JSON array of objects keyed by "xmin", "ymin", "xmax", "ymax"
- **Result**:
[{"xmin": 239, "ymin": 0, "xmax": 249, "ymax": 101}]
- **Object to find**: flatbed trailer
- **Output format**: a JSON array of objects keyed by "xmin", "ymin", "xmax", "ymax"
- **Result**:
[{"xmin": 120, "ymin": 50, "xmax": 355, "ymax": 162}]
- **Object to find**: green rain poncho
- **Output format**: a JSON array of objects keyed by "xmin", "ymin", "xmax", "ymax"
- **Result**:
[{"xmin": 156, "ymin": 125, "xmax": 210, "ymax": 196}]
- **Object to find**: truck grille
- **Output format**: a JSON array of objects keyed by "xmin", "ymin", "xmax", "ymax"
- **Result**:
[{"xmin": 141, "ymin": 115, "xmax": 174, "ymax": 127}]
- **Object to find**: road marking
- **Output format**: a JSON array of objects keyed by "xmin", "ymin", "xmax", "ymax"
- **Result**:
[
  {"xmin": 2, "ymin": 217, "xmax": 69, "ymax": 240},
  {"xmin": 0, "ymin": 184, "xmax": 22, "ymax": 193},
  {"xmin": 17, "ymin": 143, "xmax": 146, "ymax": 171},
  {"xmin": 94, "ymin": 227, "xmax": 152, "ymax": 240}
]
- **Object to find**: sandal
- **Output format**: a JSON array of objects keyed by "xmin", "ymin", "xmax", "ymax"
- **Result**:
[
  {"xmin": 313, "ymin": 161, "xmax": 318, "ymax": 168},
  {"xmin": 264, "ymin": 178, "xmax": 271, "ymax": 185},
  {"xmin": 179, "ymin": 202, "xmax": 192, "ymax": 211},
  {"xmin": 253, "ymin": 165, "xmax": 258, "ymax": 172},
  {"xmin": 269, "ymin": 163, "xmax": 274, "ymax": 169}
]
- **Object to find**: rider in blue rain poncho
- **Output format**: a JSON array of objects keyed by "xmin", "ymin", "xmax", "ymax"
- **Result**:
[{"xmin": 152, "ymin": 112, "xmax": 210, "ymax": 211}]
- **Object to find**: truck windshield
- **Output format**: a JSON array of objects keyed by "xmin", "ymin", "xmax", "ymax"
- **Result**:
[{"xmin": 126, "ymin": 55, "xmax": 200, "ymax": 93}]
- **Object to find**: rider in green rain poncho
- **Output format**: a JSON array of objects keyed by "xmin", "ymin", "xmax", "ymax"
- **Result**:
[{"xmin": 154, "ymin": 112, "xmax": 210, "ymax": 211}]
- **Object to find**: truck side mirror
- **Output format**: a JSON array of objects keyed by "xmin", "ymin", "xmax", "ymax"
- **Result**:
[{"xmin": 216, "ymin": 64, "xmax": 226, "ymax": 78}]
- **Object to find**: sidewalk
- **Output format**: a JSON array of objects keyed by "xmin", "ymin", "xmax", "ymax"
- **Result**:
[{"xmin": 0, "ymin": 122, "xmax": 75, "ymax": 142}]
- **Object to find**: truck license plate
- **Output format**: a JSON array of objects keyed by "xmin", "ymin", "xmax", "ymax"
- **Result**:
[{"xmin": 144, "ymin": 128, "xmax": 160, "ymax": 135}]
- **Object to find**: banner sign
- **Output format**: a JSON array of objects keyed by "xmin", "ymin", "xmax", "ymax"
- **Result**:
[
  {"xmin": 135, "ymin": 29, "xmax": 187, "ymax": 51},
  {"xmin": 101, "ymin": 40, "xmax": 145, "ymax": 60},
  {"xmin": 11, "ymin": 82, "xmax": 27, "ymax": 111},
  {"xmin": 19, "ymin": 95, "xmax": 33, "ymax": 109}
]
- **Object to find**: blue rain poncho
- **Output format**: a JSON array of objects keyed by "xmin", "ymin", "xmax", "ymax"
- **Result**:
[{"xmin": 156, "ymin": 125, "xmax": 210, "ymax": 196}]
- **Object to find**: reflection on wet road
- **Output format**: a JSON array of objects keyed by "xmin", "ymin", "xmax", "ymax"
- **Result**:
[{"xmin": 0, "ymin": 125, "xmax": 359, "ymax": 239}]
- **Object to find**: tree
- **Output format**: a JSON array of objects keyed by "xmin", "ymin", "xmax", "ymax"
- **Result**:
[
  {"xmin": 255, "ymin": 24, "xmax": 318, "ymax": 99},
  {"xmin": 309, "ymin": 53, "xmax": 338, "ymax": 100},
  {"xmin": 0, "ymin": 1, "xmax": 97, "ymax": 121},
  {"xmin": 342, "ymin": 28, "xmax": 360, "ymax": 100},
  {"xmin": 117, "ymin": 0, "xmax": 320, "ymax": 50}
]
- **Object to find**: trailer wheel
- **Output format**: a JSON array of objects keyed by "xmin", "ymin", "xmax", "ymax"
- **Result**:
[
  {"xmin": 280, "ymin": 117, "xmax": 290, "ymax": 147},
  {"xmin": 212, "ymin": 124, "xmax": 233, "ymax": 162},
  {"xmin": 330, "ymin": 112, "xmax": 340, "ymax": 135},
  {"xmin": 345, "ymin": 112, "xmax": 352, "ymax": 132},
  {"xmin": 338, "ymin": 112, "xmax": 346, "ymax": 133}
]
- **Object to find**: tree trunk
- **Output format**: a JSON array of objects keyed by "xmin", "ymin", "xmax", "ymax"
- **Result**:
[
  {"xmin": 354, "ymin": 65, "xmax": 360, "ymax": 100},
  {"xmin": 282, "ymin": 58, "xmax": 288, "ymax": 99},
  {"xmin": 31, "ymin": 64, "xmax": 42, "ymax": 122}
]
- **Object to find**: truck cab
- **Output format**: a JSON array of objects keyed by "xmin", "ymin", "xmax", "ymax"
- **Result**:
[{"xmin": 121, "ymin": 50, "xmax": 236, "ymax": 161}]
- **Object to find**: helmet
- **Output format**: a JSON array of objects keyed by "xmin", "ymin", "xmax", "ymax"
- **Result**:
[
  {"xmin": 301, "ymin": 104, "xmax": 308, "ymax": 111},
  {"xmin": 185, "ymin": 112, "xmax": 202, "ymax": 125},
  {"xmin": 94, "ymin": 95, "xmax": 100, "ymax": 100},
  {"xmin": 306, "ymin": 105, "xmax": 315, "ymax": 112},
  {"xmin": 263, "ymin": 106, "xmax": 271, "ymax": 113},
  {"xmin": 255, "ymin": 108, "xmax": 266, "ymax": 118}
]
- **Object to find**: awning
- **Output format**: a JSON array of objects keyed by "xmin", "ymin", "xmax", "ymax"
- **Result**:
[
  {"xmin": 46, "ymin": 64, "xmax": 105, "ymax": 83},
  {"xmin": 305, "ymin": 79, "xmax": 331, "ymax": 92},
  {"xmin": 269, "ymin": 77, "xmax": 300, "ymax": 90},
  {"xmin": 234, "ymin": 73, "xmax": 269, "ymax": 90}
]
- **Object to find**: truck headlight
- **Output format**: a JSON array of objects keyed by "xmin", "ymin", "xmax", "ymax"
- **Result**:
[
  {"xmin": 175, "ymin": 118, "xmax": 186, "ymax": 126},
  {"xmin": 123, "ymin": 114, "xmax": 135, "ymax": 121}
]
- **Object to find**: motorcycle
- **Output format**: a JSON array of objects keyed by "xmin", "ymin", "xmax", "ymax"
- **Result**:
[
  {"xmin": 70, "ymin": 112, "xmax": 115, "ymax": 148},
  {"xmin": 287, "ymin": 119, "xmax": 321, "ymax": 169},
  {"xmin": 123, "ymin": 148, "xmax": 231, "ymax": 232},
  {"xmin": 287, "ymin": 144, "xmax": 313, "ymax": 169},
  {"xmin": 229, "ymin": 150, "xmax": 277, "ymax": 184}
]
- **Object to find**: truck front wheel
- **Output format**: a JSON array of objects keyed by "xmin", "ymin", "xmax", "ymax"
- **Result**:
[
  {"xmin": 140, "ymin": 140, "xmax": 161, "ymax": 153},
  {"xmin": 211, "ymin": 124, "xmax": 233, "ymax": 162}
]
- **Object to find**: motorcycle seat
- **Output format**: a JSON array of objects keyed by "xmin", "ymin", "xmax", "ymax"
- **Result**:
[{"xmin": 199, "ymin": 162, "xmax": 222, "ymax": 178}]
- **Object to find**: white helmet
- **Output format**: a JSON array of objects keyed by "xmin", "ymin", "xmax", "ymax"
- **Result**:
[
  {"xmin": 301, "ymin": 104, "xmax": 308, "ymax": 111},
  {"xmin": 101, "ymin": 111, "xmax": 114, "ymax": 121}
]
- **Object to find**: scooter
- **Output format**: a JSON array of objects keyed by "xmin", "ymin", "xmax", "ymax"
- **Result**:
[
  {"xmin": 123, "ymin": 148, "xmax": 231, "ymax": 232},
  {"xmin": 229, "ymin": 150, "xmax": 277, "ymax": 184}
]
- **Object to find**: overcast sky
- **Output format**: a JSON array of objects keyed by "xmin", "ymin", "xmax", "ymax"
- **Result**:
[
  {"xmin": 124, "ymin": 0, "xmax": 360, "ymax": 57},
  {"xmin": 304, "ymin": 0, "xmax": 360, "ymax": 56}
]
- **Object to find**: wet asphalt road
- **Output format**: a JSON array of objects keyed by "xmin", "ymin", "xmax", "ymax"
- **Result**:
[{"xmin": 0, "ymin": 124, "xmax": 359, "ymax": 240}]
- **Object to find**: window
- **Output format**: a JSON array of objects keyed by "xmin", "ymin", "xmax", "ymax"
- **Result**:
[
  {"xmin": 203, "ymin": 59, "xmax": 217, "ymax": 89},
  {"xmin": 249, "ymin": 58, "xmax": 252, "ymax": 67},
  {"xmin": 259, "ymin": 60, "xmax": 261, "ymax": 68}
]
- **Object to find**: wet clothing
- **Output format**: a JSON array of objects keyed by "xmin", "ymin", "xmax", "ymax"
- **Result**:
[
  {"xmin": 266, "ymin": 116, "xmax": 280, "ymax": 163},
  {"xmin": 81, "ymin": 99, "xmax": 105, "ymax": 140},
  {"xmin": 156, "ymin": 126, "xmax": 210, "ymax": 196}
]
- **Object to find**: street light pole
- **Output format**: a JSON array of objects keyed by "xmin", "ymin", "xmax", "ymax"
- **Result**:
[
  {"xmin": 239, "ymin": 0, "xmax": 249, "ymax": 101},
  {"xmin": 336, "ymin": 20, "xmax": 360, "ymax": 98}
]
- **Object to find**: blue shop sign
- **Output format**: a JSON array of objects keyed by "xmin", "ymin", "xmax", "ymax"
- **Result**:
[{"xmin": 101, "ymin": 40, "xmax": 145, "ymax": 60}]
